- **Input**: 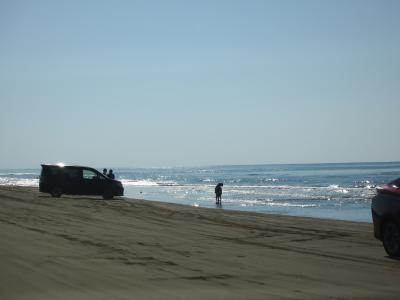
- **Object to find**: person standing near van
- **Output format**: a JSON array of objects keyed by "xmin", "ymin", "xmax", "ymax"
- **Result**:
[
  {"xmin": 108, "ymin": 169, "xmax": 115, "ymax": 179},
  {"xmin": 215, "ymin": 183, "xmax": 223, "ymax": 204}
]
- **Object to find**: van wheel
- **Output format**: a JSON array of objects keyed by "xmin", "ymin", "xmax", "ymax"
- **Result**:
[
  {"xmin": 103, "ymin": 189, "xmax": 114, "ymax": 200},
  {"xmin": 51, "ymin": 187, "xmax": 62, "ymax": 198},
  {"xmin": 383, "ymin": 222, "xmax": 400, "ymax": 257}
]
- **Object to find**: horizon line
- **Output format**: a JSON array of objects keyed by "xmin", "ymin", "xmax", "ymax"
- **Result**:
[{"xmin": 1, "ymin": 160, "xmax": 399, "ymax": 170}]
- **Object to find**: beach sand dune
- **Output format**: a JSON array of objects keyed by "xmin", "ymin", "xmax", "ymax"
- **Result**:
[{"xmin": 0, "ymin": 186, "xmax": 399, "ymax": 299}]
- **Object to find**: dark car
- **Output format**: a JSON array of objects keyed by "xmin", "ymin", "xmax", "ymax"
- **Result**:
[
  {"xmin": 39, "ymin": 164, "xmax": 124, "ymax": 200},
  {"xmin": 371, "ymin": 177, "xmax": 400, "ymax": 257}
]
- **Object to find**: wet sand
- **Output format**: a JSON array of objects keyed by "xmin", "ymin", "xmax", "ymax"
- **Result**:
[{"xmin": 0, "ymin": 186, "xmax": 399, "ymax": 299}]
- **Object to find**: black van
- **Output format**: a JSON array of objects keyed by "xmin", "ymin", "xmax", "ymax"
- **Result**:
[{"xmin": 39, "ymin": 164, "xmax": 124, "ymax": 200}]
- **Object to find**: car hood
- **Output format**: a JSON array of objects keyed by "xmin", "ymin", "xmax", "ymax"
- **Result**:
[{"xmin": 376, "ymin": 184, "xmax": 400, "ymax": 197}]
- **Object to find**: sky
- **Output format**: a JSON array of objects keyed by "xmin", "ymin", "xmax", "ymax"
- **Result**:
[{"xmin": 0, "ymin": 0, "xmax": 399, "ymax": 168}]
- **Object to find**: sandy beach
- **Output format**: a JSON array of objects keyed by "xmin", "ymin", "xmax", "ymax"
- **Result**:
[{"xmin": 0, "ymin": 186, "xmax": 399, "ymax": 299}]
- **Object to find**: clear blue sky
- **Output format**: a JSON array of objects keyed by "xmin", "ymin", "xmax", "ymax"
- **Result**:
[{"xmin": 0, "ymin": 0, "xmax": 399, "ymax": 168}]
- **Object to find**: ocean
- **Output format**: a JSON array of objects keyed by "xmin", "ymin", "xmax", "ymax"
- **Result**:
[{"xmin": 1, "ymin": 162, "xmax": 399, "ymax": 223}]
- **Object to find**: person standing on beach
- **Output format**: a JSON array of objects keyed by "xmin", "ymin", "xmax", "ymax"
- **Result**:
[{"xmin": 215, "ymin": 183, "xmax": 223, "ymax": 204}]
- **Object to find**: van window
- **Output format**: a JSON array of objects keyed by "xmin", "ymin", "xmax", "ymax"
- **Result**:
[
  {"xmin": 49, "ymin": 167, "xmax": 62, "ymax": 176},
  {"xmin": 65, "ymin": 168, "xmax": 81, "ymax": 180},
  {"xmin": 83, "ymin": 169, "xmax": 97, "ymax": 180}
]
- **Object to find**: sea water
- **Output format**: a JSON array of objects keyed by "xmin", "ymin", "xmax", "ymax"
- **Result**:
[{"xmin": 1, "ymin": 162, "xmax": 399, "ymax": 223}]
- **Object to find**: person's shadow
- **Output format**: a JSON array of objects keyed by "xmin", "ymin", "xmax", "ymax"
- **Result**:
[{"xmin": 216, "ymin": 202, "xmax": 223, "ymax": 208}]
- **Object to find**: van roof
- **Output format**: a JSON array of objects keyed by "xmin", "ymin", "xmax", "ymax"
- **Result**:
[{"xmin": 41, "ymin": 164, "xmax": 92, "ymax": 169}]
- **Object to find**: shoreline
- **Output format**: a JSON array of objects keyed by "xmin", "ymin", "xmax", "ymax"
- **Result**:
[
  {"xmin": 125, "ymin": 192, "xmax": 373, "ymax": 225},
  {"xmin": 0, "ymin": 186, "xmax": 399, "ymax": 299},
  {"xmin": 1, "ymin": 184, "xmax": 373, "ymax": 224},
  {"xmin": 0, "ymin": 183, "xmax": 374, "ymax": 224}
]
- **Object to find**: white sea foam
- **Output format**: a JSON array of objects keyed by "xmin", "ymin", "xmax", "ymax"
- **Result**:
[
  {"xmin": 0, "ymin": 172, "xmax": 38, "ymax": 176},
  {"xmin": 239, "ymin": 200, "xmax": 316, "ymax": 208},
  {"xmin": 337, "ymin": 189, "xmax": 349, "ymax": 194},
  {"xmin": 237, "ymin": 199, "xmax": 273, "ymax": 206},
  {"xmin": 120, "ymin": 179, "xmax": 159, "ymax": 186},
  {"xmin": 0, "ymin": 178, "xmax": 38, "ymax": 186},
  {"xmin": 328, "ymin": 184, "xmax": 339, "ymax": 189},
  {"xmin": 120, "ymin": 179, "xmax": 178, "ymax": 187}
]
